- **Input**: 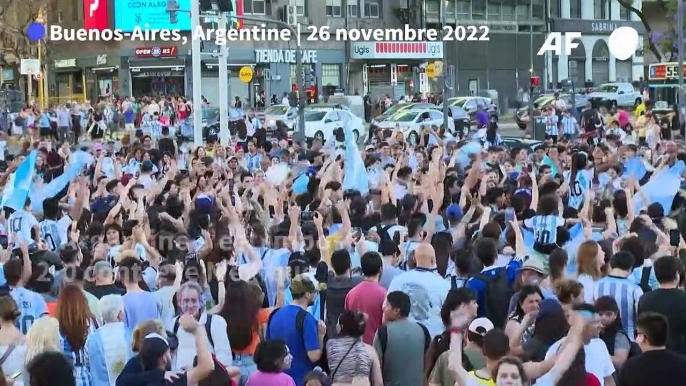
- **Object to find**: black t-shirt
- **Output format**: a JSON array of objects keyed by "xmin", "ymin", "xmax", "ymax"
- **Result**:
[
  {"xmin": 86, "ymin": 284, "xmax": 125, "ymax": 299},
  {"xmin": 638, "ymin": 289, "xmax": 686, "ymax": 355},
  {"xmin": 158, "ymin": 137, "xmax": 175, "ymax": 157},
  {"xmin": 581, "ymin": 108, "xmax": 599, "ymax": 132},
  {"xmin": 618, "ymin": 350, "xmax": 686, "ymax": 386}
]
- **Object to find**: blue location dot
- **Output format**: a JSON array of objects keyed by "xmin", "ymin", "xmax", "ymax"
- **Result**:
[{"xmin": 27, "ymin": 23, "xmax": 45, "ymax": 41}]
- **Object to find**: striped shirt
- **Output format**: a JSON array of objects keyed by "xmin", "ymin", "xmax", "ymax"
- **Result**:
[
  {"xmin": 545, "ymin": 114, "xmax": 559, "ymax": 136},
  {"xmin": 594, "ymin": 276, "xmax": 643, "ymax": 341},
  {"xmin": 61, "ymin": 330, "xmax": 95, "ymax": 386},
  {"xmin": 245, "ymin": 153, "xmax": 262, "ymax": 172},
  {"xmin": 561, "ymin": 116, "xmax": 578, "ymax": 135}
]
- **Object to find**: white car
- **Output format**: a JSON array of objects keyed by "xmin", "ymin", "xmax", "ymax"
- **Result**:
[
  {"xmin": 587, "ymin": 83, "xmax": 642, "ymax": 108},
  {"xmin": 263, "ymin": 105, "xmax": 298, "ymax": 129},
  {"xmin": 302, "ymin": 109, "xmax": 365, "ymax": 142},
  {"xmin": 376, "ymin": 109, "xmax": 455, "ymax": 145}
]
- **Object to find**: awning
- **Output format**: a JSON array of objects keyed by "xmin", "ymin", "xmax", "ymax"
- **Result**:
[
  {"xmin": 201, "ymin": 60, "xmax": 255, "ymax": 68},
  {"xmin": 127, "ymin": 59, "xmax": 186, "ymax": 71}
]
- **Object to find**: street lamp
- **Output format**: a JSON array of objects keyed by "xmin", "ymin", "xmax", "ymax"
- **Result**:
[{"xmin": 35, "ymin": 10, "xmax": 45, "ymax": 109}]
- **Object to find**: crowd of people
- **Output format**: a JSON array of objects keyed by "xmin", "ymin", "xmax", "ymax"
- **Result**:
[{"xmin": 0, "ymin": 90, "xmax": 685, "ymax": 386}]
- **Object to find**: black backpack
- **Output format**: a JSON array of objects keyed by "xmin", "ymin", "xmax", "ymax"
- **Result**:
[
  {"xmin": 267, "ymin": 307, "xmax": 330, "ymax": 374},
  {"xmin": 639, "ymin": 266, "xmax": 652, "ymax": 294},
  {"xmin": 174, "ymin": 315, "xmax": 232, "ymax": 385},
  {"xmin": 377, "ymin": 322, "xmax": 430, "ymax": 368},
  {"xmin": 378, "ymin": 224, "xmax": 397, "ymax": 245},
  {"xmin": 472, "ymin": 268, "xmax": 512, "ymax": 329}
]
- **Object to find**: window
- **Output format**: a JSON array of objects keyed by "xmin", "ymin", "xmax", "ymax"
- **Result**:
[
  {"xmin": 364, "ymin": 0, "xmax": 379, "ymax": 18},
  {"xmin": 516, "ymin": 0, "xmax": 530, "ymax": 21},
  {"xmin": 488, "ymin": 1, "xmax": 501, "ymax": 20},
  {"xmin": 473, "ymin": 0, "xmax": 486, "ymax": 19},
  {"xmin": 594, "ymin": 0, "xmax": 608, "ymax": 20},
  {"xmin": 570, "ymin": 0, "xmax": 581, "ymax": 18},
  {"xmin": 456, "ymin": 0, "xmax": 470, "ymax": 17},
  {"xmin": 322, "ymin": 64, "xmax": 341, "ymax": 87},
  {"xmin": 550, "ymin": 0, "xmax": 560, "ymax": 18},
  {"xmin": 620, "ymin": 4, "xmax": 629, "ymax": 20},
  {"xmin": 296, "ymin": 0, "xmax": 306, "ymax": 16},
  {"xmin": 347, "ymin": 0, "xmax": 359, "ymax": 17},
  {"xmin": 532, "ymin": 0, "xmax": 544, "ymax": 19},
  {"xmin": 244, "ymin": 0, "xmax": 266, "ymax": 15},
  {"xmin": 326, "ymin": 0, "xmax": 342, "ymax": 17}
]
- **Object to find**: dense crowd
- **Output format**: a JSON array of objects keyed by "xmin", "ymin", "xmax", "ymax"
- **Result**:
[{"xmin": 0, "ymin": 93, "xmax": 685, "ymax": 386}]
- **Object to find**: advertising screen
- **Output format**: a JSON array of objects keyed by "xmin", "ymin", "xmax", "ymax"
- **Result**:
[{"xmin": 114, "ymin": 0, "xmax": 192, "ymax": 31}]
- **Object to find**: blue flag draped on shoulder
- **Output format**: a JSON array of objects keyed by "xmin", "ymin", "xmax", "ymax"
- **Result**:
[
  {"xmin": 634, "ymin": 160, "xmax": 685, "ymax": 216},
  {"xmin": 30, "ymin": 151, "xmax": 93, "ymax": 215},
  {"xmin": 1, "ymin": 150, "xmax": 38, "ymax": 211},
  {"xmin": 622, "ymin": 156, "xmax": 647, "ymax": 180},
  {"xmin": 342, "ymin": 121, "xmax": 369, "ymax": 195}
]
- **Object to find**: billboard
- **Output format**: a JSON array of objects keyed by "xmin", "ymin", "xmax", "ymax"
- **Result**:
[
  {"xmin": 84, "ymin": 0, "xmax": 109, "ymax": 31},
  {"xmin": 114, "ymin": 0, "xmax": 192, "ymax": 31},
  {"xmin": 114, "ymin": 0, "xmax": 244, "ymax": 32}
]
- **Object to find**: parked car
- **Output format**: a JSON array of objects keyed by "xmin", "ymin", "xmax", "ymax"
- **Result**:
[
  {"xmin": 440, "ymin": 97, "xmax": 498, "ymax": 124},
  {"xmin": 299, "ymin": 108, "xmax": 365, "ymax": 142},
  {"xmin": 263, "ymin": 105, "xmax": 298, "ymax": 129},
  {"xmin": 586, "ymin": 83, "xmax": 641, "ymax": 109},
  {"xmin": 431, "ymin": 106, "xmax": 471, "ymax": 139},
  {"xmin": 188, "ymin": 107, "xmax": 245, "ymax": 142},
  {"xmin": 371, "ymin": 102, "xmax": 436, "ymax": 126},
  {"xmin": 375, "ymin": 108, "xmax": 455, "ymax": 146},
  {"xmin": 516, "ymin": 94, "xmax": 587, "ymax": 129}
]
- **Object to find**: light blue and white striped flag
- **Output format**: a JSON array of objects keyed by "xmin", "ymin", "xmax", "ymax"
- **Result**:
[
  {"xmin": 1, "ymin": 150, "xmax": 38, "ymax": 212},
  {"xmin": 31, "ymin": 150, "xmax": 93, "ymax": 215},
  {"xmin": 634, "ymin": 160, "xmax": 685, "ymax": 216},
  {"xmin": 342, "ymin": 121, "xmax": 369, "ymax": 195}
]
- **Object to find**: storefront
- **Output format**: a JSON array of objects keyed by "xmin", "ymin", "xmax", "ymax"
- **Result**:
[
  {"xmin": 88, "ymin": 54, "xmax": 121, "ymax": 101},
  {"xmin": 52, "ymin": 58, "xmax": 84, "ymax": 101},
  {"xmin": 125, "ymin": 46, "xmax": 187, "ymax": 97},
  {"xmin": 349, "ymin": 41, "xmax": 444, "ymax": 99},
  {"xmin": 547, "ymin": 19, "xmax": 645, "ymax": 88},
  {"xmin": 200, "ymin": 45, "xmax": 254, "ymax": 107}
]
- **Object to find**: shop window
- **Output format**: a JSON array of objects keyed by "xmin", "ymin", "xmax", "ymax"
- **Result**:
[
  {"xmin": 327, "ymin": 0, "xmax": 343, "ymax": 17},
  {"xmin": 570, "ymin": 0, "xmax": 581, "ymax": 18},
  {"xmin": 296, "ymin": 0, "xmax": 306, "ymax": 16},
  {"xmin": 322, "ymin": 64, "xmax": 341, "ymax": 87},
  {"xmin": 456, "ymin": 0, "xmax": 470, "ymax": 18},
  {"xmin": 244, "ymin": 0, "xmax": 266, "ymax": 15},
  {"xmin": 347, "ymin": 0, "xmax": 359, "ymax": 17},
  {"xmin": 364, "ymin": 0, "xmax": 380, "ymax": 18}
]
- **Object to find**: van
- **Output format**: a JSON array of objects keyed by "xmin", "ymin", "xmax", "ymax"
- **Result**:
[{"xmin": 327, "ymin": 94, "xmax": 365, "ymax": 120}]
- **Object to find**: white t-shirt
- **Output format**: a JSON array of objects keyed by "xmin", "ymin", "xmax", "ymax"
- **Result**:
[
  {"xmin": 8, "ymin": 210, "xmax": 38, "ymax": 249},
  {"xmin": 387, "ymin": 269, "xmax": 451, "ymax": 337},
  {"xmin": 577, "ymin": 273, "xmax": 598, "ymax": 304},
  {"xmin": 544, "ymin": 338, "xmax": 614, "ymax": 386}
]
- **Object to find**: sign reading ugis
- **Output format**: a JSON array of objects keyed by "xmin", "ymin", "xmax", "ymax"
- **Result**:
[{"xmin": 114, "ymin": 0, "xmax": 191, "ymax": 31}]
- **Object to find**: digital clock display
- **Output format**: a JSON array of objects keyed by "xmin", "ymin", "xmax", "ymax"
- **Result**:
[{"xmin": 649, "ymin": 63, "xmax": 686, "ymax": 80}]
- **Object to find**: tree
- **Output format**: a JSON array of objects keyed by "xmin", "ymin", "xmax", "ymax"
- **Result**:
[
  {"xmin": 0, "ymin": 0, "xmax": 55, "ymax": 87},
  {"xmin": 616, "ymin": 0, "xmax": 667, "ymax": 62},
  {"xmin": 644, "ymin": 0, "xmax": 686, "ymax": 62}
]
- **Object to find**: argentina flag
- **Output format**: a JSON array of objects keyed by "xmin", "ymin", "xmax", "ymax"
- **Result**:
[
  {"xmin": 1, "ymin": 150, "xmax": 38, "ymax": 211},
  {"xmin": 30, "ymin": 150, "xmax": 94, "ymax": 215},
  {"xmin": 634, "ymin": 160, "xmax": 685, "ymax": 216},
  {"xmin": 342, "ymin": 120, "xmax": 369, "ymax": 195}
]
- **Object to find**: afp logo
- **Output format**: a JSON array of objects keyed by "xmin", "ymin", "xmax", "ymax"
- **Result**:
[{"xmin": 354, "ymin": 45, "xmax": 370, "ymax": 55}]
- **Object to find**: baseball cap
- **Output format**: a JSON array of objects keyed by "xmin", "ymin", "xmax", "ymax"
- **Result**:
[
  {"xmin": 518, "ymin": 259, "xmax": 547, "ymax": 276},
  {"xmin": 93, "ymin": 143, "xmax": 103, "ymax": 151},
  {"xmin": 537, "ymin": 298, "xmax": 565, "ymax": 320},
  {"xmin": 365, "ymin": 145, "xmax": 376, "ymax": 151},
  {"xmin": 446, "ymin": 204, "xmax": 463, "ymax": 221},
  {"xmin": 141, "ymin": 160, "xmax": 154, "ymax": 172},
  {"xmin": 139, "ymin": 333, "xmax": 170, "ymax": 363},
  {"xmin": 468, "ymin": 318, "xmax": 494, "ymax": 336}
]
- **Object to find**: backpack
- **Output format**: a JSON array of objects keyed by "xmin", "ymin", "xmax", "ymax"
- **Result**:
[
  {"xmin": 378, "ymin": 224, "xmax": 397, "ymax": 245},
  {"xmin": 174, "ymin": 315, "xmax": 231, "ymax": 384},
  {"xmin": 450, "ymin": 276, "xmax": 469, "ymax": 290},
  {"xmin": 377, "ymin": 322, "xmax": 430, "ymax": 368},
  {"xmin": 266, "ymin": 307, "xmax": 329, "ymax": 374},
  {"xmin": 639, "ymin": 266, "xmax": 652, "ymax": 294},
  {"xmin": 472, "ymin": 268, "xmax": 512, "ymax": 329}
]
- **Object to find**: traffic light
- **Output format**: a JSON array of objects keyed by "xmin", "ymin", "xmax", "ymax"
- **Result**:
[
  {"xmin": 288, "ymin": 91, "xmax": 298, "ymax": 107},
  {"xmin": 530, "ymin": 76, "xmax": 540, "ymax": 87},
  {"xmin": 285, "ymin": 5, "xmax": 297, "ymax": 26},
  {"xmin": 304, "ymin": 66, "xmax": 315, "ymax": 88},
  {"xmin": 166, "ymin": 0, "xmax": 179, "ymax": 23}
]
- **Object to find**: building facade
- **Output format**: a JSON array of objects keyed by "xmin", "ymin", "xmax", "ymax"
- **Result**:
[{"xmin": 546, "ymin": 0, "xmax": 645, "ymax": 90}]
